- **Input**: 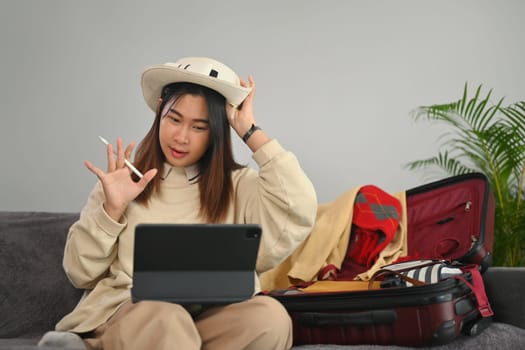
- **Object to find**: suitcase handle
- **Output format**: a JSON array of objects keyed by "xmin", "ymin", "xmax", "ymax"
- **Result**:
[{"xmin": 297, "ymin": 310, "xmax": 397, "ymax": 327}]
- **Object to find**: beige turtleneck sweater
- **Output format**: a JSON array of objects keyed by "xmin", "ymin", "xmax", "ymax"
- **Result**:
[{"xmin": 55, "ymin": 139, "xmax": 317, "ymax": 333}]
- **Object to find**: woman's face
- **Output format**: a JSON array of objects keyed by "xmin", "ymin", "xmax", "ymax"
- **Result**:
[{"xmin": 159, "ymin": 94, "xmax": 211, "ymax": 167}]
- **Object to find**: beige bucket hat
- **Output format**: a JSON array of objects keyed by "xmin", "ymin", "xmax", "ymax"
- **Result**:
[{"xmin": 141, "ymin": 57, "xmax": 252, "ymax": 112}]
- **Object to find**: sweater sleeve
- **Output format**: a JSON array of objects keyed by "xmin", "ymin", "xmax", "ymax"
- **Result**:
[
  {"xmin": 235, "ymin": 139, "xmax": 318, "ymax": 273},
  {"xmin": 62, "ymin": 181, "xmax": 127, "ymax": 289}
]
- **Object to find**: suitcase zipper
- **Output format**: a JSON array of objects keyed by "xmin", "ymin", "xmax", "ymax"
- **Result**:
[{"xmin": 277, "ymin": 276, "xmax": 471, "ymax": 310}]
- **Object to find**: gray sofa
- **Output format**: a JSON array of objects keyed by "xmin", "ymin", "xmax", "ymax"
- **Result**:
[{"xmin": 1, "ymin": 211, "xmax": 525, "ymax": 350}]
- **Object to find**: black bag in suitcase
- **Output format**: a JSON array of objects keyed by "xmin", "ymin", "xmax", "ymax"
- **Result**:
[{"xmin": 270, "ymin": 172, "xmax": 495, "ymax": 346}]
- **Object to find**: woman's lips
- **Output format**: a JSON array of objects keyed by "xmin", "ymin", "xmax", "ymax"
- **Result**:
[{"xmin": 170, "ymin": 147, "xmax": 187, "ymax": 159}]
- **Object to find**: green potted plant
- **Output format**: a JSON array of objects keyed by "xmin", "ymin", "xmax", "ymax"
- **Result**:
[{"xmin": 405, "ymin": 83, "xmax": 525, "ymax": 266}]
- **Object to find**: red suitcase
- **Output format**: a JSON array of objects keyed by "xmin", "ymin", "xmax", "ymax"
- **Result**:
[
  {"xmin": 272, "ymin": 265, "xmax": 493, "ymax": 346},
  {"xmin": 270, "ymin": 172, "xmax": 495, "ymax": 347}
]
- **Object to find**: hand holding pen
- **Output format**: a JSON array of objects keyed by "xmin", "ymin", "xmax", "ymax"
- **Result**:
[
  {"xmin": 84, "ymin": 137, "xmax": 157, "ymax": 222},
  {"xmin": 98, "ymin": 136, "xmax": 144, "ymax": 178}
]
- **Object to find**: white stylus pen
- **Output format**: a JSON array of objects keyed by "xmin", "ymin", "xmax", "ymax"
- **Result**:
[{"xmin": 98, "ymin": 136, "xmax": 144, "ymax": 178}]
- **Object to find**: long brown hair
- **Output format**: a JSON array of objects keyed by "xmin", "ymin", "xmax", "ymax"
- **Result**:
[{"xmin": 133, "ymin": 82, "xmax": 245, "ymax": 222}]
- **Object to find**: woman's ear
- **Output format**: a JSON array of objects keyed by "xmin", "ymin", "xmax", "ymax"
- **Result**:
[{"xmin": 156, "ymin": 98, "xmax": 163, "ymax": 115}]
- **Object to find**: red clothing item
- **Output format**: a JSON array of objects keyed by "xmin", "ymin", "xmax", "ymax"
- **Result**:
[
  {"xmin": 350, "ymin": 185, "xmax": 402, "ymax": 267},
  {"xmin": 319, "ymin": 185, "xmax": 402, "ymax": 281}
]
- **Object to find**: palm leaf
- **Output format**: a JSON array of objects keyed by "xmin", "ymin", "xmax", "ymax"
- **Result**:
[
  {"xmin": 499, "ymin": 101, "xmax": 525, "ymax": 211},
  {"xmin": 405, "ymin": 151, "xmax": 475, "ymax": 176}
]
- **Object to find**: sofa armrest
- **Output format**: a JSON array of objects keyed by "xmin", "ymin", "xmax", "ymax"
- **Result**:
[
  {"xmin": 483, "ymin": 266, "xmax": 525, "ymax": 329},
  {"xmin": 0, "ymin": 211, "xmax": 83, "ymax": 338}
]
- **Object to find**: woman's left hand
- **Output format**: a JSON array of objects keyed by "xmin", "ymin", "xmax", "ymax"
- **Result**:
[
  {"xmin": 227, "ymin": 76, "xmax": 270, "ymax": 151},
  {"xmin": 227, "ymin": 76, "xmax": 256, "ymax": 138}
]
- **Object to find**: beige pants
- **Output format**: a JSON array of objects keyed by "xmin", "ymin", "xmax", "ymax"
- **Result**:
[{"xmin": 83, "ymin": 296, "xmax": 292, "ymax": 350}]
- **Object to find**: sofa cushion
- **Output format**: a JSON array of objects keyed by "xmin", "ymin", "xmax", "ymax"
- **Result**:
[
  {"xmin": 0, "ymin": 212, "xmax": 83, "ymax": 338},
  {"xmin": 483, "ymin": 266, "xmax": 525, "ymax": 329}
]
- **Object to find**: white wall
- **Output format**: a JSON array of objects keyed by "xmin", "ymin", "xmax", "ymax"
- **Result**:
[{"xmin": 1, "ymin": 0, "xmax": 524, "ymax": 212}]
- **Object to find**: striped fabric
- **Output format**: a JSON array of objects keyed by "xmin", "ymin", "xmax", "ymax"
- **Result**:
[{"xmin": 382, "ymin": 260, "xmax": 463, "ymax": 287}]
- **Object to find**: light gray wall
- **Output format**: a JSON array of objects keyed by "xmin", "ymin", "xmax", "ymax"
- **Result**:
[{"xmin": 1, "ymin": 0, "xmax": 524, "ymax": 212}]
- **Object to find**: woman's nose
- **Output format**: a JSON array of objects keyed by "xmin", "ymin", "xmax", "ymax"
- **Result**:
[{"xmin": 173, "ymin": 125, "xmax": 189, "ymax": 144}]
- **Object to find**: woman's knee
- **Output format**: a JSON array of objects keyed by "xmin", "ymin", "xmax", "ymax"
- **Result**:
[
  {"xmin": 196, "ymin": 296, "xmax": 292, "ymax": 350},
  {"xmin": 243, "ymin": 296, "xmax": 292, "ymax": 348},
  {"xmin": 134, "ymin": 301, "xmax": 198, "ymax": 335},
  {"xmin": 104, "ymin": 301, "xmax": 201, "ymax": 350}
]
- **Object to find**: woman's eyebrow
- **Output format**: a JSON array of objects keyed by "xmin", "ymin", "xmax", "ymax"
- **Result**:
[
  {"xmin": 168, "ymin": 108, "xmax": 182, "ymax": 117},
  {"xmin": 168, "ymin": 108, "xmax": 209, "ymax": 124}
]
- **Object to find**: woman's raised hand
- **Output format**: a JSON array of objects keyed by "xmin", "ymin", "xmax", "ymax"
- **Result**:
[
  {"xmin": 85, "ymin": 138, "xmax": 157, "ymax": 222},
  {"xmin": 226, "ymin": 76, "xmax": 270, "ymax": 152},
  {"xmin": 227, "ymin": 76, "xmax": 256, "ymax": 138}
]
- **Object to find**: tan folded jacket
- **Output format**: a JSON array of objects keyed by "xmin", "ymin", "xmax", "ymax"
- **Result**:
[{"xmin": 260, "ymin": 186, "xmax": 408, "ymax": 291}]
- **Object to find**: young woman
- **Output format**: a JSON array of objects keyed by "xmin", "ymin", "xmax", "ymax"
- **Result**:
[{"xmin": 54, "ymin": 57, "xmax": 317, "ymax": 350}]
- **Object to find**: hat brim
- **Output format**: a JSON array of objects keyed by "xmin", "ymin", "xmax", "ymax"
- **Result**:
[{"xmin": 141, "ymin": 65, "xmax": 252, "ymax": 112}]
